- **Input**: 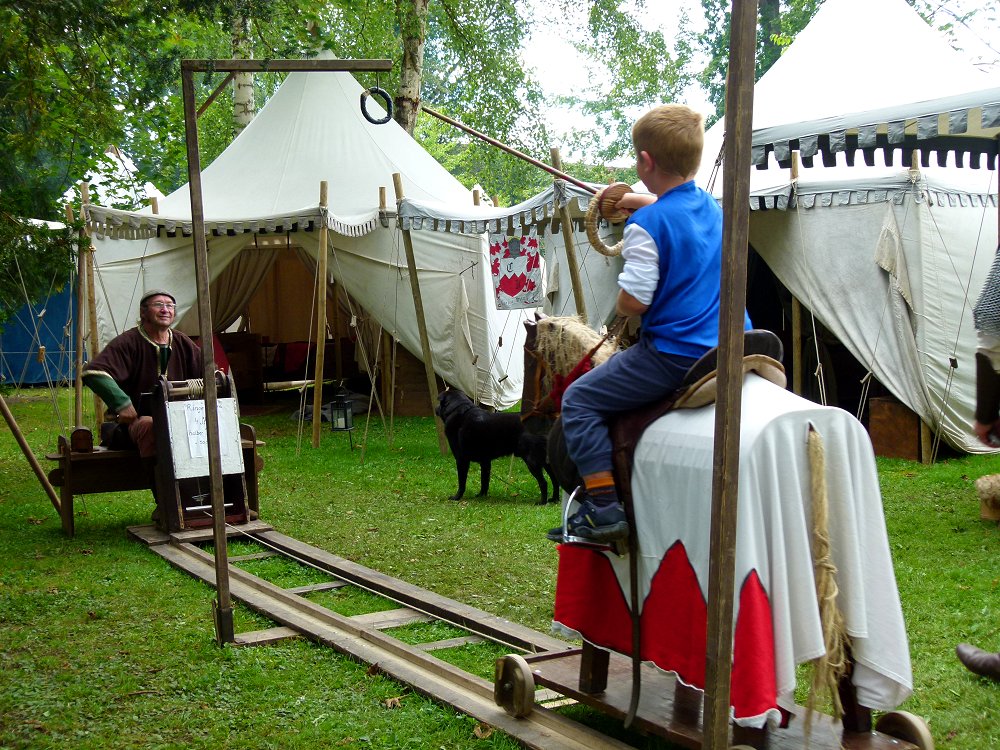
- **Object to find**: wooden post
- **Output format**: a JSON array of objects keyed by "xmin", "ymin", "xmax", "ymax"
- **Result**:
[
  {"xmin": 392, "ymin": 173, "xmax": 448, "ymax": 454},
  {"xmin": 312, "ymin": 181, "xmax": 329, "ymax": 448},
  {"xmin": 920, "ymin": 420, "xmax": 933, "ymax": 464},
  {"xmin": 551, "ymin": 148, "xmax": 588, "ymax": 324},
  {"xmin": 789, "ymin": 153, "xmax": 803, "ymax": 396},
  {"xmin": 791, "ymin": 297, "xmax": 802, "ymax": 395},
  {"xmin": 703, "ymin": 0, "xmax": 758, "ymax": 746},
  {"xmin": 79, "ymin": 183, "xmax": 104, "ymax": 427},
  {"xmin": 331, "ymin": 280, "xmax": 343, "ymax": 380},
  {"xmin": 381, "ymin": 330, "xmax": 393, "ymax": 421},
  {"xmin": 67, "ymin": 204, "xmax": 84, "ymax": 428},
  {"xmin": 181, "ymin": 62, "xmax": 234, "ymax": 645}
]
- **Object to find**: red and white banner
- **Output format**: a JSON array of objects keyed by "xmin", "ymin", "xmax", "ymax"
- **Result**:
[{"xmin": 490, "ymin": 228, "xmax": 543, "ymax": 310}]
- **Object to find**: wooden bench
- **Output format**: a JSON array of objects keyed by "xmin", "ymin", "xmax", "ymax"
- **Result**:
[{"xmin": 46, "ymin": 424, "xmax": 263, "ymax": 537}]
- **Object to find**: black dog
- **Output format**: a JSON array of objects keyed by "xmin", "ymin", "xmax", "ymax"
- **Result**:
[{"xmin": 436, "ymin": 389, "xmax": 557, "ymax": 504}]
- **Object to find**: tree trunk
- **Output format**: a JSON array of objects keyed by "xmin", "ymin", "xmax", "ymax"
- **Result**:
[
  {"xmin": 395, "ymin": 0, "xmax": 429, "ymax": 135},
  {"xmin": 232, "ymin": 12, "xmax": 255, "ymax": 135},
  {"xmin": 757, "ymin": 0, "xmax": 782, "ymax": 77}
]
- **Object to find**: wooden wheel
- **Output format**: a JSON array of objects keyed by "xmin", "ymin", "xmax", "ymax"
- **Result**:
[
  {"xmin": 875, "ymin": 710, "xmax": 935, "ymax": 749},
  {"xmin": 494, "ymin": 654, "xmax": 535, "ymax": 717}
]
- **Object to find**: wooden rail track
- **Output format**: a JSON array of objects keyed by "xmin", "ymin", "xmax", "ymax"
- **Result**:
[
  {"xmin": 128, "ymin": 522, "xmax": 633, "ymax": 750},
  {"xmin": 128, "ymin": 522, "xmax": 927, "ymax": 750}
]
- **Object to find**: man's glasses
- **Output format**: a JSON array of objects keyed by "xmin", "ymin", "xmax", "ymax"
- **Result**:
[{"xmin": 147, "ymin": 302, "xmax": 176, "ymax": 310}]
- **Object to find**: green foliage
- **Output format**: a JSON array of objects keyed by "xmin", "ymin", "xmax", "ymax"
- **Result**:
[
  {"xmin": 544, "ymin": 0, "xmax": 695, "ymax": 164},
  {"xmin": 697, "ymin": 0, "xmax": 822, "ymax": 124},
  {"xmin": 0, "ymin": 211, "xmax": 80, "ymax": 332}
]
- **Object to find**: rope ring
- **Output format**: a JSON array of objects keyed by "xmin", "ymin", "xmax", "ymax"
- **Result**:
[
  {"xmin": 360, "ymin": 87, "xmax": 393, "ymax": 125},
  {"xmin": 585, "ymin": 195, "xmax": 624, "ymax": 257}
]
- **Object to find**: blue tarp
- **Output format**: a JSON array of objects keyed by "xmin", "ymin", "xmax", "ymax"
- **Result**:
[{"xmin": 0, "ymin": 286, "xmax": 79, "ymax": 386}]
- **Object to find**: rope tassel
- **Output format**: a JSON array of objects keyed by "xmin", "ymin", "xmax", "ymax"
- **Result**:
[{"xmin": 803, "ymin": 423, "xmax": 849, "ymax": 741}]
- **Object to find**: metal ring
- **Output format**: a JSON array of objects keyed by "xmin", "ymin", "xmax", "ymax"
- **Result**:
[{"xmin": 360, "ymin": 87, "xmax": 393, "ymax": 125}]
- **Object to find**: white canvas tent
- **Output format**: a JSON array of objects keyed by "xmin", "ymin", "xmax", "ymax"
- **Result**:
[
  {"xmin": 690, "ymin": 0, "xmax": 999, "ymax": 454},
  {"xmin": 83, "ymin": 58, "xmax": 532, "ymax": 409}
]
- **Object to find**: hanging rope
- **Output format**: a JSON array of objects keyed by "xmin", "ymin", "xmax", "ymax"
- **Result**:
[{"xmin": 803, "ymin": 423, "xmax": 848, "ymax": 740}]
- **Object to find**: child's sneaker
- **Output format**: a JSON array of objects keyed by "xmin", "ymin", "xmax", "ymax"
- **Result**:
[{"xmin": 549, "ymin": 494, "xmax": 629, "ymax": 543}]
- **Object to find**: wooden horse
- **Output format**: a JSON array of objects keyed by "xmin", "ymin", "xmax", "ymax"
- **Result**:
[{"xmin": 510, "ymin": 313, "xmax": 930, "ymax": 749}]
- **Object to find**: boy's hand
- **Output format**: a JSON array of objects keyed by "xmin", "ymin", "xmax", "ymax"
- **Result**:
[{"xmin": 616, "ymin": 192, "xmax": 655, "ymax": 215}]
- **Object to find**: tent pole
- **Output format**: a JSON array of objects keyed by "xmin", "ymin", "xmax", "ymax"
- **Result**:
[
  {"xmin": 789, "ymin": 153, "xmax": 803, "ymax": 395},
  {"xmin": 421, "ymin": 104, "xmax": 596, "ymax": 194},
  {"xmin": 181, "ymin": 62, "xmax": 234, "ymax": 645},
  {"xmin": 80, "ymin": 183, "xmax": 103, "ymax": 428},
  {"xmin": 551, "ymin": 148, "xmax": 588, "ymax": 323},
  {"xmin": 67, "ymin": 204, "xmax": 84, "ymax": 428},
  {"xmin": 703, "ymin": 0, "xmax": 758, "ymax": 745},
  {"xmin": 331, "ymin": 280, "xmax": 343, "ymax": 380},
  {"xmin": 381, "ymin": 330, "xmax": 394, "ymax": 432},
  {"xmin": 312, "ymin": 181, "xmax": 329, "ymax": 449},
  {"xmin": 392, "ymin": 173, "xmax": 448, "ymax": 454},
  {"xmin": 791, "ymin": 297, "xmax": 803, "ymax": 395}
]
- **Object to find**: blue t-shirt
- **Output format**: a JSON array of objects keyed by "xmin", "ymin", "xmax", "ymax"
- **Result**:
[{"xmin": 628, "ymin": 181, "xmax": 751, "ymax": 358}]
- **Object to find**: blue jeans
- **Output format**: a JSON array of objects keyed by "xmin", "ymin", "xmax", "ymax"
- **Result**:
[{"xmin": 561, "ymin": 336, "xmax": 697, "ymax": 477}]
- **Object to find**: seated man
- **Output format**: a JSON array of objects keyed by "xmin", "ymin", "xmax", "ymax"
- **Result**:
[{"xmin": 82, "ymin": 289, "xmax": 202, "ymax": 460}]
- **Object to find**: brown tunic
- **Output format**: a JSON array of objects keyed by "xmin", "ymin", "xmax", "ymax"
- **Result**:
[{"xmin": 83, "ymin": 327, "xmax": 202, "ymax": 412}]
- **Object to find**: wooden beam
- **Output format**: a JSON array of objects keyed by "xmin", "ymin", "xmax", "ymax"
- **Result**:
[
  {"xmin": 67, "ymin": 203, "xmax": 84, "ymax": 428},
  {"xmin": 791, "ymin": 296, "xmax": 802, "ymax": 395},
  {"xmin": 312, "ymin": 181, "xmax": 329, "ymax": 449},
  {"xmin": 181, "ymin": 59, "xmax": 392, "ymax": 73},
  {"xmin": 181, "ymin": 64, "xmax": 234, "ymax": 645},
  {"xmin": 196, "ymin": 71, "xmax": 237, "ymax": 119},
  {"xmin": 392, "ymin": 173, "xmax": 448, "ymax": 454},
  {"xmin": 79, "ymin": 182, "xmax": 103, "ymax": 428},
  {"xmin": 702, "ymin": 0, "xmax": 759, "ymax": 746},
  {"xmin": 551, "ymin": 148, "xmax": 588, "ymax": 323},
  {"xmin": 422, "ymin": 105, "xmax": 596, "ymax": 194}
]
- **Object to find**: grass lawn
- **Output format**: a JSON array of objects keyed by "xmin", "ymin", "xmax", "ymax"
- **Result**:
[{"xmin": 1, "ymin": 388, "xmax": 998, "ymax": 749}]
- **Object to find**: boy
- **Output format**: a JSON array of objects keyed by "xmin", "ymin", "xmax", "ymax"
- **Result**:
[{"xmin": 552, "ymin": 104, "xmax": 751, "ymax": 543}]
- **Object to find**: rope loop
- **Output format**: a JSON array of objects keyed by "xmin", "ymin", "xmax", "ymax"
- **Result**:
[
  {"xmin": 585, "ymin": 195, "xmax": 624, "ymax": 257},
  {"xmin": 360, "ymin": 87, "xmax": 393, "ymax": 125}
]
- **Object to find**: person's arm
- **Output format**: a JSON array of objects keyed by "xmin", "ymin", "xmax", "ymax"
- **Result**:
[
  {"xmin": 616, "ymin": 223, "xmax": 658, "ymax": 318},
  {"xmin": 81, "ymin": 371, "xmax": 134, "ymax": 418},
  {"xmin": 616, "ymin": 289, "xmax": 649, "ymax": 317},
  {"xmin": 615, "ymin": 192, "xmax": 655, "ymax": 216}
]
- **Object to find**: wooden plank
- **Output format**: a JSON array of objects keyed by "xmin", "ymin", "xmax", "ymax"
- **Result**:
[
  {"xmin": 228, "ymin": 551, "xmax": 279, "ymax": 562},
  {"xmin": 522, "ymin": 650, "xmax": 919, "ymax": 750},
  {"xmin": 415, "ymin": 635, "xmax": 485, "ymax": 651},
  {"xmin": 168, "ymin": 519, "xmax": 273, "ymax": 544},
  {"xmin": 182, "ymin": 59, "xmax": 392, "ymax": 73},
  {"xmin": 285, "ymin": 580, "xmax": 348, "ymax": 595},
  {"xmin": 351, "ymin": 608, "xmax": 433, "ymax": 629},
  {"xmin": 233, "ymin": 626, "xmax": 301, "ymax": 647},
  {"xmin": 127, "ymin": 524, "xmax": 171, "ymax": 546}
]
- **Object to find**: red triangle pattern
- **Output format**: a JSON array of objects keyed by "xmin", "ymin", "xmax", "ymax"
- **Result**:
[{"xmin": 553, "ymin": 542, "xmax": 777, "ymax": 720}]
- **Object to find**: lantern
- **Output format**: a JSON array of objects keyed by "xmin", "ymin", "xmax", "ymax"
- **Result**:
[{"xmin": 329, "ymin": 393, "xmax": 354, "ymax": 449}]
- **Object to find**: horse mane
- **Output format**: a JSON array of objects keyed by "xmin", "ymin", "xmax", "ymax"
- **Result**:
[{"xmin": 534, "ymin": 315, "xmax": 619, "ymax": 377}]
